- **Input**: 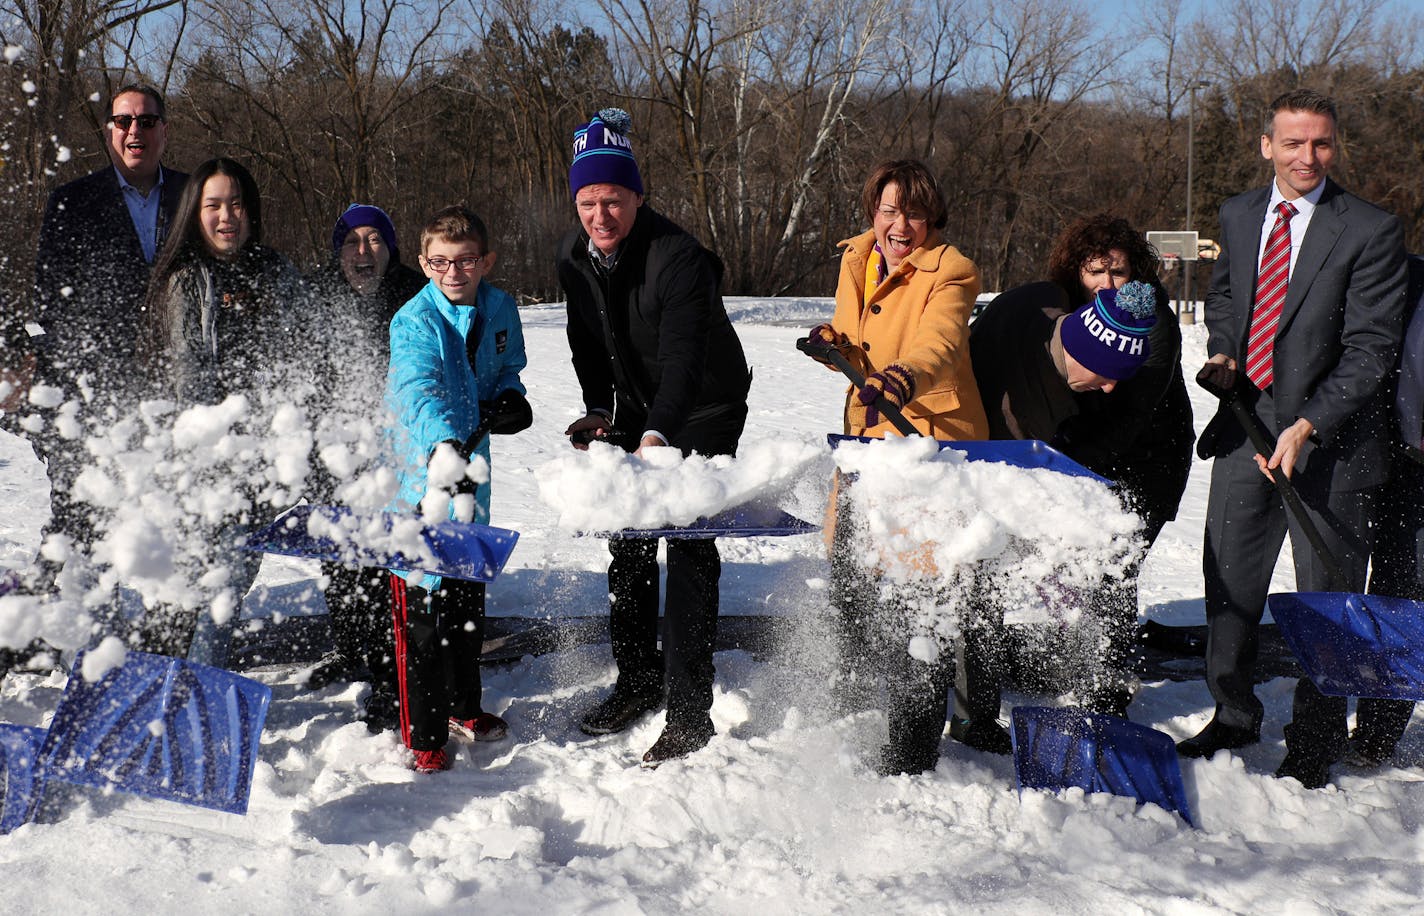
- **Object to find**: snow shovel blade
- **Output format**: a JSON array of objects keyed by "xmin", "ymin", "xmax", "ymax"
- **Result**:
[
  {"xmin": 1267, "ymin": 592, "xmax": 1424, "ymax": 700},
  {"xmin": 827, "ymin": 434, "xmax": 1113, "ymax": 485},
  {"xmin": 598, "ymin": 502, "xmax": 819, "ymax": 540},
  {"xmin": 0, "ymin": 724, "xmax": 48, "ymax": 834},
  {"xmin": 1011, "ymin": 706, "xmax": 1195, "ymax": 827},
  {"xmin": 40, "ymin": 651, "xmax": 272, "ymax": 815},
  {"xmin": 244, "ymin": 505, "xmax": 519, "ymax": 583}
]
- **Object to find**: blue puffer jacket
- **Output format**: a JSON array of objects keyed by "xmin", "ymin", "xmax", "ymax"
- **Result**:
[{"xmin": 386, "ymin": 278, "xmax": 527, "ymax": 586}]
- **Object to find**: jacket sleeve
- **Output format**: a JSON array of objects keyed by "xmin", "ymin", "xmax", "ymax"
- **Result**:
[
  {"xmin": 163, "ymin": 268, "xmax": 211, "ymax": 405},
  {"xmin": 1204, "ymin": 202, "xmax": 1240, "ymax": 361},
  {"xmin": 492, "ymin": 305, "xmax": 528, "ymax": 397},
  {"xmin": 27, "ymin": 187, "xmax": 75, "ymax": 365},
  {"xmin": 388, "ymin": 307, "xmax": 463, "ymax": 459},
  {"xmin": 1300, "ymin": 213, "xmax": 1408, "ymax": 443},
  {"xmin": 644, "ymin": 239, "xmax": 718, "ymax": 439},
  {"xmin": 830, "ymin": 244, "xmax": 870, "ymax": 378}
]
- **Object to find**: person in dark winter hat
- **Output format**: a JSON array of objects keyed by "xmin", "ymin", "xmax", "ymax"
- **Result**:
[
  {"xmin": 558, "ymin": 106, "xmax": 751, "ymax": 767},
  {"xmin": 569, "ymin": 108, "xmax": 644, "ymax": 199},
  {"xmin": 958, "ymin": 230, "xmax": 1191, "ymax": 754},
  {"xmin": 1059, "ymin": 283, "xmax": 1158, "ymax": 382},
  {"xmin": 302, "ymin": 202, "xmax": 425, "ymax": 732}
]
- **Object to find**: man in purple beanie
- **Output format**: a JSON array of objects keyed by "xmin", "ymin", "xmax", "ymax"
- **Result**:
[
  {"xmin": 304, "ymin": 203, "xmax": 425, "ymax": 732},
  {"xmin": 556, "ymin": 108, "xmax": 752, "ymax": 766}
]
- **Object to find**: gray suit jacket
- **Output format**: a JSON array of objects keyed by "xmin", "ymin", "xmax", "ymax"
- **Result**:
[{"xmin": 1199, "ymin": 178, "xmax": 1408, "ymax": 492}]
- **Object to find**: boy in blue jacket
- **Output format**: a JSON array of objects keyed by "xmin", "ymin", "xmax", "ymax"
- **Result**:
[{"xmin": 386, "ymin": 206, "xmax": 531, "ymax": 773}]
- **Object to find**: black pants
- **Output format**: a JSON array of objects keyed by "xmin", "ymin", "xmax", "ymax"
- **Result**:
[
  {"xmin": 391, "ymin": 575, "xmax": 486, "ymax": 751},
  {"xmin": 1203, "ymin": 397, "xmax": 1376, "ymax": 758},
  {"xmin": 830, "ymin": 486, "xmax": 955, "ymax": 767},
  {"xmin": 1348, "ymin": 451, "xmax": 1424, "ymax": 750},
  {"xmin": 607, "ymin": 536, "xmax": 721, "ymax": 727},
  {"xmin": 322, "ymin": 562, "xmax": 396, "ymax": 692}
]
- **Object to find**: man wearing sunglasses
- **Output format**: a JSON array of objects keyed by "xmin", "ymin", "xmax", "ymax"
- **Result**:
[{"xmin": 22, "ymin": 84, "xmax": 188, "ymax": 596}]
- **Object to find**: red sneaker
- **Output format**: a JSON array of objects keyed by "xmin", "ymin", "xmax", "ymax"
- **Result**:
[
  {"xmin": 411, "ymin": 746, "xmax": 452, "ymax": 773},
  {"xmin": 449, "ymin": 712, "xmax": 509, "ymax": 742}
]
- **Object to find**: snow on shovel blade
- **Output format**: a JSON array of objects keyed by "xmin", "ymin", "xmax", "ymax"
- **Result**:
[
  {"xmin": 0, "ymin": 724, "xmax": 48, "ymax": 834},
  {"xmin": 40, "ymin": 651, "xmax": 272, "ymax": 815},
  {"xmin": 827, "ymin": 435, "xmax": 1112, "ymax": 485},
  {"xmin": 596, "ymin": 502, "xmax": 819, "ymax": 540},
  {"xmin": 1268, "ymin": 592, "xmax": 1424, "ymax": 700},
  {"xmin": 1011, "ymin": 706, "xmax": 1195, "ymax": 827},
  {"xmin": 244, "ymin": 505, "xmax": 519, "ymax": 583}
]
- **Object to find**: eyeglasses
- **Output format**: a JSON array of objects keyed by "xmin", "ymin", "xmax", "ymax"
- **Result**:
[
  {"xmin": 424, "ymin": 255, "xmax": 483, "ymax": 272},
  {"xmin": 107, "ymin": 114, "xmax": 164, "ymax": 131},
  {"xmin": 876, "ymin": 207, "xmax": 928, "ymax": 225}
]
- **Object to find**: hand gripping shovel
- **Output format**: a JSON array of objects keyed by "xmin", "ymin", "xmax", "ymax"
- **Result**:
[
  {"xmin": 1195, "ymin": 369, "xmax": 1349, "ymax": 590},
  {"xmin": 796, "ymin": 336, "xmax": 921, "ymax": 438}
]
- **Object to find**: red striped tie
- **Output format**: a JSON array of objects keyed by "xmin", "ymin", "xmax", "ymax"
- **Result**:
[{"xmin": 1244, "ymin": 201, "xmax": 1297, "ymax": 389}]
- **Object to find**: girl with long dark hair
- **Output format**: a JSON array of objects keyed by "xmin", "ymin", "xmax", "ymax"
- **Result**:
[{"xmin": 138, "ymin": 157, "xmax": 304, "ymax": 666}]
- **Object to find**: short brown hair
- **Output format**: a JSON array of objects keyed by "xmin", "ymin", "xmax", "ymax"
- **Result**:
[
  {"xmin": 420, "ymin": 205, "xmax": 490, "ymax": 254},
  {"xmin": 1264, "ymin": 89, "xmax": 1337, "ymax": 137},
  {"xmin": 860, "ymin": 160, "xmax": 948, "ymax": 231},
  {"xmin": 1047, "ymin": 214, "xmax": 1160, "ymax": 300}
]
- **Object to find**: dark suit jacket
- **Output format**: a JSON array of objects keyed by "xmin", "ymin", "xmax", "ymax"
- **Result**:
[
  {"xmin": 1199, "ymin": 178, "xmax": 1408, "ymax": 492},
  {"xmin": 32, "ymin": 165, "xmax": 187, "ymax": 399}
]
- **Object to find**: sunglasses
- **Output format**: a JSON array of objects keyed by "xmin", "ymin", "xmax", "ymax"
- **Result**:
[{"xmin": 107, "ymin": 114, "xmax": 164, "ymax": 130}]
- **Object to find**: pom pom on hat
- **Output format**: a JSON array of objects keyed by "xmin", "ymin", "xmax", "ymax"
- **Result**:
[
  {"xmin": 570, "ymin": 107, "xmax": 644, "ymax": 199},
  {"xmin": 331, "ymin": 203, "xmax": 399, "ymax": 261},
  {"xmin": 1059, "ymin": 280, "xmax": 1159, "ymax": 381}
]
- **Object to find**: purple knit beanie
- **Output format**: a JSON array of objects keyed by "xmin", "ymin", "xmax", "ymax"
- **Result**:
[
  {"xmin": 332, "ymin": 204, "xmax": 399, "ymax": 261},
  {"xmin": 569, "ymin": 108, "xmax": 643, "ymax": 199},
  {"xmin": 1059, "ymin": 281, "xmax": 1158, "ymax": 380}
]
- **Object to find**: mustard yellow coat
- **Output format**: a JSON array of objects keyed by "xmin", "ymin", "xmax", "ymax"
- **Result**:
[{"xmin": 831, "ymin": 229, "xmax": 989, "ymax": 440}]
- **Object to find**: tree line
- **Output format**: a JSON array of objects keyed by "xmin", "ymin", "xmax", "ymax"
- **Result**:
[{"xmin": 2, "ymin": 0, "xmax": 1422, "ymax": 312}]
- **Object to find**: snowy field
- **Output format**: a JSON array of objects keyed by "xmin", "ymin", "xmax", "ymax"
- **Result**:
[{"xmin": 2, "ymin": 297, "xmax": 1423, "ymax": 914}]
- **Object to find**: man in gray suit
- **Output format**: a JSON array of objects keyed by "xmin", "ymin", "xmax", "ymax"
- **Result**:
[{"xmin": 1178, "ymin": 89, "xmax": 1409, "ymax": 788}]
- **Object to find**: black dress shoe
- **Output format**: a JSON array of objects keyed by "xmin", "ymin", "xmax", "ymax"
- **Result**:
[
  {"xmin": 1176, "ymin": 719, "xmax": 1259, "ymax": 759},
  {"xmin": 580, "ymin": 684, "xmax": 663, "ymax": 736},
  {"xmin": 1275, "ymin": 751, "xmax": 1332, "ymax": 789},
  {"xmin": 641, "ymin": 719, "xmax": 715, "ymax": 767},
  {"xmin": 949, "ymin": 716, "xmax": 1013, "ymax": 756}
]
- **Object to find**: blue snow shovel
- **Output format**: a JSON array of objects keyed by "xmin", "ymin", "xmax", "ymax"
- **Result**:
[
  {"xmin": 596, "ymin": 501, "xmax": 819, "ymax": 540},
  {"xmin": 40, "ymin": 650, "xmax": 272, "ymax": 815},
  {"xmin": 0, "ymin": 724, "xmax": 48, "ymax": 834},
  {"xmin": 245, "ymin": 504, "xmax": 520, "ymax": 583},
  {"xmin": 1011, "ymin": 705, "xmax": 1195, "ymax": 827},
  {"xmin": 798, "ymin": 335, "xmax": 1111, "ymax": 484},
  {"xmin": 1267, "ymin": 592, "xmax": 1424, "ymax": 700}
]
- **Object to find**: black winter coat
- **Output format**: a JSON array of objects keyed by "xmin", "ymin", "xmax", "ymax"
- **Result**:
[
  {"xmin": 30, "ymin": 166, "xmax": 188, "ymax": 399},
  {"xmin": 557, "ymin": 206, "xmax": 750, "ymax": 446},
  {"xmin": 970, "ymin": 280, "xmax": 1194, "ymax": 529}
]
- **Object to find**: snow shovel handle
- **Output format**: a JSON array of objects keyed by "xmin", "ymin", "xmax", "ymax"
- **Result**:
[
  {"xmin": 1196, "ymin": 370, "xmax": 1350, "ymax": 590},
  {"xmin": 796, "ymin": 337, "xmax": 921, "ymax": 439}
]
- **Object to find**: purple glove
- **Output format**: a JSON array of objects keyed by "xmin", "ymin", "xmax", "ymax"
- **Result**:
[{"xmin": 857, "ymin": 363, "xmax": 915, "ymax": 427}]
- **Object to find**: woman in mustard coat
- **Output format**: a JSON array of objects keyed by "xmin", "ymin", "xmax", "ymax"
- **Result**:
[{"xmin": 809, "ymin": 159, "xmax": 986, "ymax": 775}]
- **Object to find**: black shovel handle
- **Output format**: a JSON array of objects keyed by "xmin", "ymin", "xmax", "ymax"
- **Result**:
[
  {"xmin": 1196, "ymin": 369, "xmax": 1349, "ymax": 590},
  {"xmin": 797, "ymin": 337, "xmax": 921, "ymax": 439}
]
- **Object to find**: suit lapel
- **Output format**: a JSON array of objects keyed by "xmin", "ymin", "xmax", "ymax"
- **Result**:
[{"xmin": 1278, "ymin": 180, "xmax": 1346, "ymax": 333}]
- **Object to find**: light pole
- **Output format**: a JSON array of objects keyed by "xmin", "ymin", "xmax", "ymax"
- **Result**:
[{"xmin": 1183, "ymin": 79, "xmax": 1211, "ymax": 325}]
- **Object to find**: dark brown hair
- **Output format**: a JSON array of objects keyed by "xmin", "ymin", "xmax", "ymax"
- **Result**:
[
  {"xmin": 420, "ymin": 205, "xmax": 490, "ymax": 255},
  {"xmin": 110, "ymin": 84, "xmax": 167, "ymax": 120},
  {"xmin": 1264, "ymin": 89, "xmax": 1337, "ymax": 137},
  {"xmin": 859, "ymin": 159, "xmax": 948, "ymax": 231},
  {"xmin": 1047, "ymin": 214, "xmax": 1160, "ymax": 300}
]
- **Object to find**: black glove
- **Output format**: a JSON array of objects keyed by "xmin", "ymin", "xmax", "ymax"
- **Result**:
[{"xmin": 479, "ymin": 389, "xmax": 533, "ymax": 436}]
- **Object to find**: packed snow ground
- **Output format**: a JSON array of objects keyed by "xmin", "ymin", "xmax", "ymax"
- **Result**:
[{"xmin": 2, "ymin": 297, "xmax": 1423, "ymax": 914}]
